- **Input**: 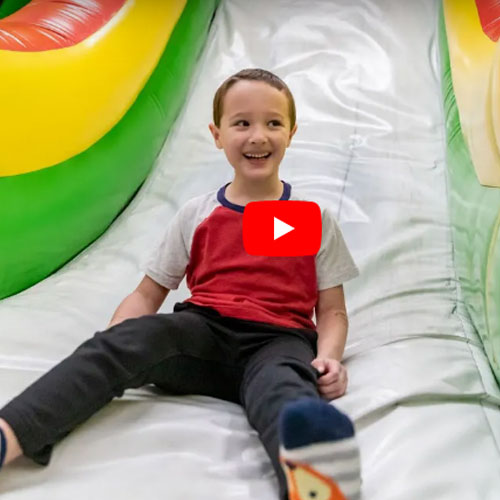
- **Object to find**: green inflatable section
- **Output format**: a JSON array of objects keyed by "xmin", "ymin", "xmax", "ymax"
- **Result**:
[
  {"xmin": 0, "ymin": 0, "xmax": 219, "ymax": 299},
  {"xmin": 439, "ymin": 8, "xmax": 500, "ymax": 386},
  {"xmin": 0, "ymin": 0, "xmax": 30, "ymax": 18}
]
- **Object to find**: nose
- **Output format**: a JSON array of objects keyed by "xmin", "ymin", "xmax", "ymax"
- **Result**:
[{"xmin": 249, "ymin": 124, "xmax": 268, "ymax": 144}]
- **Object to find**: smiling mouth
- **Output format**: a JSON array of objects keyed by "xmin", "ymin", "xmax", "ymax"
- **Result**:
[{"xmin": 243, "ymin": 153, "xmax": 272, "ymax": 160}]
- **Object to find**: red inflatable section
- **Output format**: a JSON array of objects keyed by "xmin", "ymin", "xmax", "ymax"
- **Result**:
[
  {"xmin": 476, "ymin": 0, "xmax": 500, "ymax": 41},
  {"xmin": 0, "ymin": 0, "xmax": 126, "ymax": 51}
]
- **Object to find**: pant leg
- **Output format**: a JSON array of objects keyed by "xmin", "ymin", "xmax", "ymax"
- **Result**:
[
  {"xmin": 0, "ymin": 308, "xmax": 243, "ymax": 466},
  {"xmin": 239, "ymin": 330, "xmax": 320, "ymax": 500}
]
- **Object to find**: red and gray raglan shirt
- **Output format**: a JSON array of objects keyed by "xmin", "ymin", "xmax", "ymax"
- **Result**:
[{"xmin": 145, "ymin": 181, "xmax": 359, "ymax": 331}]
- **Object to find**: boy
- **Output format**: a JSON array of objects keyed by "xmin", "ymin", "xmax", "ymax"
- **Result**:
[{"xmin": 0, "ymin": 69, "xmax": 361, "ymax": 500}]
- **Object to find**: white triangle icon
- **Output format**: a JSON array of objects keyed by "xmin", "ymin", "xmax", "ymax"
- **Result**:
[{"xmin": 274, "ymin": 217, "xmax": 294, "ymax": 240}]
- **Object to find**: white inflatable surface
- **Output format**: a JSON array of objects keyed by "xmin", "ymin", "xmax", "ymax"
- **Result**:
[{"xmin": 2, "ymin": 0, "xmax": 500, "ymax": 498}]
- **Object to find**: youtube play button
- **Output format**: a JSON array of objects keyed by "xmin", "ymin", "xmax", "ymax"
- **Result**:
[
  {"xmin": 274, "ymin": 217, "xmax": 294, "ymax": 240},
  {"xmin": 243, "ymin": 200, "xmax": 322, "ymax": 256}
]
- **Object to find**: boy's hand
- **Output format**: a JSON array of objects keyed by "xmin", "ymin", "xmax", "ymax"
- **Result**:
[{"xmin": 311, "ymin": 358, "xmax": 348, "ymax": 400}]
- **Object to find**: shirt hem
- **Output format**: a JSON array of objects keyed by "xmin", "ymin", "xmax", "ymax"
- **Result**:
[
  {"xmin": 184, "ymin": 298, "xmax": 316, "ymax": 332},
  {"xmin": 317, "ymin": 267, "xmax": 360, "ymax": 290}
]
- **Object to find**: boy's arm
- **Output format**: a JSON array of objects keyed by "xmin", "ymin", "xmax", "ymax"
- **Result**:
[
  {"xmin": 107, "ymin": 275, "xmax": 170, "ymax": 328},
  {"xmin": 314, "ymin": 285, "xmax": 349, "ymax": 361}
]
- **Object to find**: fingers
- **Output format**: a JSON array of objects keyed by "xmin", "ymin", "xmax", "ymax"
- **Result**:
[
  {"xmin": 317, "ymin": 366, "xmax": 348, "ymax": 400},
  {"xmin": 317, "ymin": 361, "xmax": 342, "ymax": 385},
  {"xmin": 318, "ymin": 380, "xmax": 347, "ymax": 400},
  {"xmin": 317, "ymin": 366, "xmax": 341, "ymax": 385},
  {"xmin": 310, "ymin": 359, "xmax": 325, "ymax": 375},
  {"xmin": 311, "ymin": 358, "xmax": 349, "ymax": 400}
]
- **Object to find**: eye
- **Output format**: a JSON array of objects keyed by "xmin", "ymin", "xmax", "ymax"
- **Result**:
[
  {"xmin": 234, "ymin": 120, "xmax": 249, "ymax": 126},
  {"xmin": 269, "ymin": 120, "xmax": 282, "ymax": 127}
]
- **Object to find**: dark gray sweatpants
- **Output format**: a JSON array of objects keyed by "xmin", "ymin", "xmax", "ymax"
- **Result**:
[{"xmin": 0, "ymin": 301, "xmax": 321, "ymax": 499}]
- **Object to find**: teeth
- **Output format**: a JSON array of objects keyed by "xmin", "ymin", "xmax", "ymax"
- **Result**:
[{"xmin": 245, "ymin": 153, "xmax": 269, "ymax": 158}]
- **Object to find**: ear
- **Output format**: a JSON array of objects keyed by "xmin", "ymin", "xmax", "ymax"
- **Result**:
[
  {"xmin": 208, "ymin": 123, "xmax": 223, "ymax": 149},
  {"xmin": 286, "ymin": 123, "xmax": 298, "ymax": 147}
]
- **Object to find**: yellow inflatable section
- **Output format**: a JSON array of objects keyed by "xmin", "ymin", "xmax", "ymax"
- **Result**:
[
  {"xmin": 0, "ymin": 0, "xmax": 186, "ymax": 177},
  {"xmin": 443, "ymin": 0, "xmax": 500, "ymax": 187}
]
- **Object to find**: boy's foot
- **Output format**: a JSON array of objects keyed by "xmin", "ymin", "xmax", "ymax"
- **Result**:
[
  {"xmin": 279, "ymin": 398, "xmax": 361, "ymax": 500},
  {"xmin": 0, "ymin": 426, "xmax": 6, "ymax": 470},
  {"xmin": 0, "ymin": 419, "xmax": 23, "ymax": 468}
]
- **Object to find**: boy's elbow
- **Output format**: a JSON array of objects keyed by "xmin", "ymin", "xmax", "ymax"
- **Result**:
[
  {"xmin": 136, "ymin": 275, "xmax": 170, "ymax": 311},
  {"xmin": 317, "ymin": 308, "xmax": 349, "ymax": 325}
]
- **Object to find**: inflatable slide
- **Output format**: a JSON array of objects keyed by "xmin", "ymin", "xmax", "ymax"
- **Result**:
[{"xmin": 1, "ymin": 0, "xmax": 500, "ymax": 498}]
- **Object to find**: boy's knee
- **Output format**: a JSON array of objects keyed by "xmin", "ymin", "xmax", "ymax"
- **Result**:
[
  {"xmin": 241, "ymin": 357, "xmax": 319, "ymax": 419},
  {"xmin": 244, "ymin": 355, "xmax": 317, "ymax": 390}
]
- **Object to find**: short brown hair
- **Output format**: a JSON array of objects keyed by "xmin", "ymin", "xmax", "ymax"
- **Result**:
[{"xmin": 212, "ymin": 68, "xmax": 296, "ymax": 129}]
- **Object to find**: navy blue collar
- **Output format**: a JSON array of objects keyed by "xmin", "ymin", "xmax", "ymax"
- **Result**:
[{"xmin": 217, "ymin": 180, "xmax": 291, "ymax": 213}]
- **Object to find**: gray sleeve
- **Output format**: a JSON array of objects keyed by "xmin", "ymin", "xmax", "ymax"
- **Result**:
[
  {"xmin": 316, "ymin": 207, "xmax": 359, "ymax": 290},
  {"xmin": 144, "ymin": 208, "xmax": 190, "ymax": 290}
]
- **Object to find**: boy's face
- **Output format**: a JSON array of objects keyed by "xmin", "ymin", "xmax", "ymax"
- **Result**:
[{"xmin": 209, "ymin": 80, "xmax": 297, "ymax": 183}]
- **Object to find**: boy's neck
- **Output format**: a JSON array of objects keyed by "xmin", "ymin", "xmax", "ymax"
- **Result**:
[{"xmin": 226, "ymin": 177, "xmax": 284, "ymax": 205}]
